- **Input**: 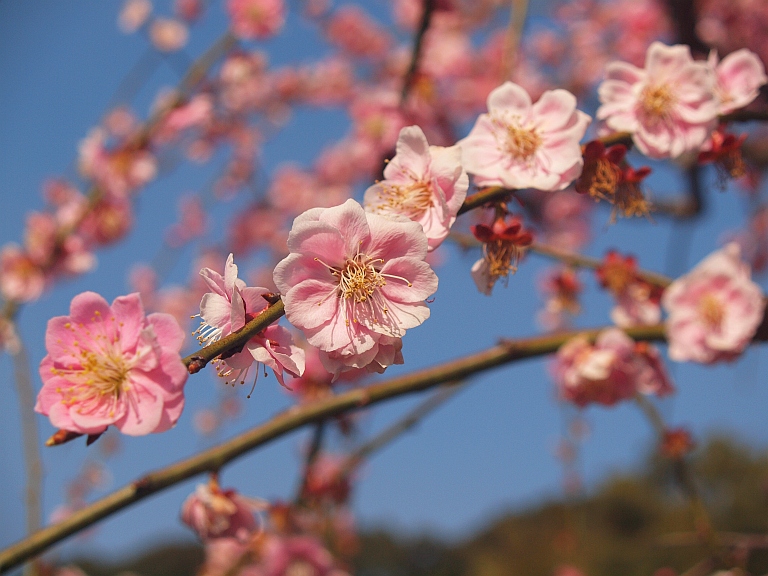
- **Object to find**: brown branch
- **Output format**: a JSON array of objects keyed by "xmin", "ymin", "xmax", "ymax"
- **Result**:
[
  {"xmin": 0, "ymin": 323, "xmax": 675, "ymax": 573},
  {"xmin": 400, "ymin": 0, "xmax": 436, "ymax": 105}
]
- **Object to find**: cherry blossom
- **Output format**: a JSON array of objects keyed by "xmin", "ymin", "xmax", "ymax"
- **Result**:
[
  {"xmin": 551, "ymin": 328, "xmax": 674, "ymax": 407},
  {"xmin": 273, "ymin": 199, "xmax": 437, "ymax": 376},
  {"xmin": 196, "ymin": 253, "xmax": 305, "ymax": 389},
  {"xmin": 363, "ymin": 125, "xmax": 468, "ymax": 251},
  {"xmin": 227, "ymin": 0, "xmax": 286, "ymax": 40},
  {"xmin": 459, "ymin": 81, "xmax": 591, "ymax": 191},
  {"xmin": 709, "ymin": 49, "xmax": 767, "ymax": 114},
  {"xmin": 597, "ymin": 42, "xmax": 719, "ymax": 159},
  {"xmin": 35, "ymin": 292, "xmax": 188, "ymax": 436},
  {"xmin": 662, "ymin": 243, "xmax": 765, "ymax": 364},
  {"xmin": 181, "ymin": 482, "xmax": 266, "ymax": 542}
]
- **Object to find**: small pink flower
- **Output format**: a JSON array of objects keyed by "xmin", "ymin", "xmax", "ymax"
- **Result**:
[
  {"xmin": 0, "ymin": 244, "xmax": 46, "ymax": 302},
  {"xmin": 197, "ymin": 254, "xmax": 305, "ymax": 389},
  {"xmin": 149, "ymin": 18, "xmax": 189, "ymax": 52},
  {"xmin": 597, "ymin": 42, "xmax": 719, "ymax": 159},
  {"xmin": 551, "ymin": 328, "xmax": 673, "ymax": 407},
  {"xmin": 273, "ymin": 199, "xmax": 437, "ymax": 377},
  {"xmin": 181, "ymin": 482, "xmax": 266, "ymax": 542},
  {"xmin": 35, "ymin": 292, "xmax": 188, "ymax": 436},
  {"xmin": 459, "ymin": 82, "xmax": 591, "ymax": 191},
  {"xmin": 662, "ymin": 243, "xmax": 765, "ymax": 364},
  {"xmin": 364, "ymin": 125, "xmax": 468, "ymax": 251},
  {"xmin": 709, "ymin": 49, "xmax": 768, "ymax": 115},
  {"xmin": 325, "ymin": 6, "xmax": 391, "ymax": 59},
  {"xmin": 227, "ymin": 0, "xmax": 286, "ymax": 40},
  {"xmin": 118, "ymin": 0, "xmax": 152, "ymax": 33}
]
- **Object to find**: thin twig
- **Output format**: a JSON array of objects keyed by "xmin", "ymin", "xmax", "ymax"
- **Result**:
[
  {"xmin": 400, "ymin": 0, "xmax": 436, "ymax": 105},
  {"xmin": 11, "ymin": 339, "xmax": 43, "ymax": 576},
  {"xmin": 500, "ymin": 0, "xmax": 529, "ymax": 81}
]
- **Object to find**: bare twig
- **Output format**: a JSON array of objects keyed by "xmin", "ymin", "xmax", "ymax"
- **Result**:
[{"xmin": 400, "ymin": 0, "xmax": 436, "ymax": 105}]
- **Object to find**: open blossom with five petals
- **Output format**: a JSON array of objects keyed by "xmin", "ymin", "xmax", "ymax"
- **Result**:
[
  {"xmin": 196, "ymin": 254, "xmax": 305, "ymax": 389},
  {"xmin": 459, "ymin": 81, "xmax": 591, "ymax": 191},
  {"xmin": 551, "ymin": 328, "xmax": 674, "ymax": 407},
  {"xmin": 273, "ymin": 199, "xmax": 437, "ymax": 377},
  {"xmin": 364, "ymin": 125, "xmax": 468, "ymax": 251},
  {"xmin": 662, "ymin": 243, "xmax": 765, "ymax": 364},
  {"xmin": 708, "ymin": 49, "xmax": 767, "ymax": 115},
  {"xmin": 597, "ymin": 42, "xmax": 719, "ymax": 159},
  {"xmin": 35, "ymin": 292, "xmax": 188, "ymax": 436}
]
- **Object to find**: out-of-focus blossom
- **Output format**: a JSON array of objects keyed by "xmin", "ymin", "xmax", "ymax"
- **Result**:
[
  {"xmin": 325, "ymin": 6, "xmax": 391, "ymax": 59},
  {"xmin": 662, "ymin": 242, "xmax": 765, "ymax": 364},
  {"xmin": 575, "ymin": 141, "xmax": 652, "ymax": 221},
  {"xmin": 698, "ymin": 126, "xmax": 747, "ymax": 183},
  {"xmin": 35, "ymin": 292, "xmax": 188, "ymax": 436},
  {"xmin": 470, "ymin": 213, "xmax": 533, "ymax": 295},
  {"xmin": 227, "ymin": 0, "xmax": 286, "ymax": 40},
  {"xmin": 709, "ymin": 49, "xmax": 767, "ymax": 115},
  {"xmin": 251, "ymin": 534, "xmax": 344, "ymax": 576},
  {"xmin": 150, "ymin": 18, "xmax": 189, "ymax": 52},
  {"xmin": 301, "ymin": 454, "xmax": 353, "ymax": 505},
  {"xmin": 268, "ymin": 165, "xmax": 350, "ymax": 216},
  {"xmin": 182, "ymin": 482, "xmax": 266, "ymax": 541},
  {"xmin": 273, "ymin": 199, "xmax": 437, "ymax": 377},
  {"xmin": 165, "ymin": 195, "xmax": 207, "ymax": 247},
  {"xmin": 551, "ymin": 328, "xmax": 674, "ymax": 407},
  {"xmin": 119, "ymin": 0, "xmax": 152, "ymax": 33},
  {"xmin": 0, "ymin": 244, "xmax": 46, "ymax": 302},
  {"xmin": 175, "ymin": 0, "xmax": 202, "ymax": 21},
  {"xmin": 0, "ymin": 317, "xmax": 20, "ymax": 355},
  {"xmin": 597, "ymin": 42, "xmax": 719, "ymax": 159},
  {"xmin": 349, "ymin": 89, "xmax": 409, "ymax": 155},
  {"xmin": 537, "ymin": 266, "xmax": 582, "ymax": 332},
  {"xmin": 460, "ymin": 82, "xmax": 590, "ymax": 191},
  {"xmin": 78, "ymin": 195, "xmax": 134, "ymax": 246},
  {"xmin": 196, "ymin": 254, "xmax": 304, "ymax": 389},
  {"xmin": 660, "ymin": 427, "xmax": 695, "ymax": 459},
  {"xmin": 364, "ymin": 125, "xmax": 468, "ymax": 251},
  {"xmin": 596, "ymin": 250, "xmax": 662, "ymax": 327}
]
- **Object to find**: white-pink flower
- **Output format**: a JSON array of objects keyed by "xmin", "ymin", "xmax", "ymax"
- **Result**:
[
  {"xmin": 551, "ymin": 328, "xmax": 674, "ymax": 407},
  {"xmin": 363, "ymin": 125, "xmax": 468, "ymax": 251},
  {"xmin": 662, "ymin": 242, "xmax": 765, "ymax": 364},
  {"xmin": 709, "ymin": 49, "xmax": 768, "ymax": 115},
  {"xmin": 197, "ymin": 254, "xmax": 304, "ymax": 389},
  {"xmin": 181, "ymin": 483, "xmax": 266, "ymax": 542},
  {"xmin": 597, "ymin": 41, "xmax": 719, "ymax": 159},
  {"xmin": 35, "ymin": 292, "xmax": 188, "ymax": 436},
  {"xmin": 227, "ymin": 0, "xmax": 285, "ymax": 40},
  {"xmin": 459, "ymin": 81, "xmax": 591, "ymax": 191},
  {"xmin": 273, "ymin": 199, "xmax": 437, "ymax": 377}
]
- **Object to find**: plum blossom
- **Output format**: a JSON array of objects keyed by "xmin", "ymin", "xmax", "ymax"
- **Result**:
[
  {"xmin": 459, "ymin": 81, "xmax": 591, "ymax": 191},
  {"xmin": 709, "ymin": 49, "xmax": 767, "ymax": 115},
  {"xmin": 227, "ymin": 0, "xmax": 285, "ymax": 40},
  {"xmin": 181, "ymin": 482, "xmax": 267, "ymax": 542},
  {"xmin": 149, "ymin": 18, "xmax": 189, "ymax": 52},
  {"xmin": 363, "ymin": 125, "xmax": 468, "ymax": 251},
  {"xmin": 196, "ymin": 254, "xmax": 304, "ymax": 389},
  {"xmin": 273, "ymin": 199, "xmax": 437, "ymax": 377},
  {"xmin": 35, "ymin": 292, "xmax": 188, "ymax": 436},
  {"xmin": 596, "ymin": 250, "xmax": 662, "ymax": 327},
  {"xmin": 249, "ymin": 534, "xmax": 344, "ymax": 576},
  {"xmin": 551, "ymin": 328, "xmax": 674, "ymax": 407},
  {"xmin": 470, "ymin": 213, "xmax": 533, "ymax": 295},
  {"xmin": 662, "ymin": 243, "xmax": 765, "ymax": 364},
  {"xmin": 597, "ymin": 42, "xmax": 719, "ymax": 159}
]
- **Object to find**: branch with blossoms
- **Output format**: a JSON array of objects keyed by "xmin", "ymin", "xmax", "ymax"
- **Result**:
[{"xmin": 8, "ymin": 2, "xmax": 768, "ymax": 576}]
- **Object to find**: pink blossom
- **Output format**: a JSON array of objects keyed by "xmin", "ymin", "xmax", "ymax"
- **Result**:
[
  {"xmin": 149, "ymin": 18, "xmax": 189, "ymax": 52},
  {"xmin": 709, "ymin": 49, "xmax": 768, "ymax": 115},
  {"xmin": 325, "ymin": 6, "xmax": 391, "ymax": 59},
  {"xmin": 597, "ymin": 42, "xmax": 719, "ymax": 158},
  {"xmin": 118, "ymin": 0, "xmax": 152, "ymax": 33},
  {"xmin": 268, "ymin": 165, "xmax": 350, "ymax": 216},
  {"xmin": 196, "ymin": 254, "xmax": 304, "ymax": 388},
  {"xmin": 551, "ymin": 328, "xmax": 674, "ymax": 407},
  {"xmin": 459, "ymin": 82, "xmax": 591, "ymax": 191},
  {"xmin": 227, "ymin": 0, "xmax": 286, "ymax": 40},
  {"xmin": 662, "ymin": 243, "xmax": 765, "ymax": 364},
  {"xmin": 273, "ymin": 199, "xmax": 437, "ymax": 377},
  {"xmin": 35, "ymin": 292, "xmax": 188, "ymax": 436},
  {"xmin": 181, "ymin": 483, "xmax": 266, "ymax": 541},
  {"xmin": 254, "ymin": 535, "xmax": 341, "ymax": 576},
  {"xmin": 364, "ymin": 126, "xmax": 468, "ymax": 251},
  {"xmin": 0, "ymin": 244, "xmax": 46, "ymax": 302}
]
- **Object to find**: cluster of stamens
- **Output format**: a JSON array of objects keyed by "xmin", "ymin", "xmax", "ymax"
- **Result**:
[
  {"xmin": 372, "ymin": 180, "xmax": 433, "ymax": 220},
  {"xmin": 698, "ymin": 293, "xmax": 725, "ymax": 329},
  {"xmin": 639, "ymin": 84, "xmax": 676, "ymax": 125},
  {"xmin": 493, "ymin": 114, "xmax": 541, "ymax": 162}
]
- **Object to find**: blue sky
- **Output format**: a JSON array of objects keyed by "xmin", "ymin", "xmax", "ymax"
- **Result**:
[{"xmin": 1, "ymin": 0, "xmax": 768, "ymax": 570}]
